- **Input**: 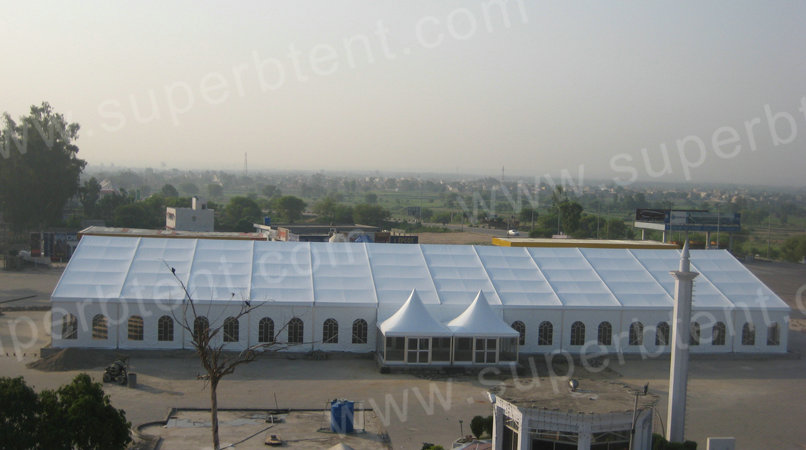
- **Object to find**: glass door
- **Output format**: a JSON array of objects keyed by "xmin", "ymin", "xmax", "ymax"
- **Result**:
[
  {"xmin": 474, "ymin": 338, "xmax": 498, "ymax": 363},
  {"xmin": 406, "ymin": 337, "xmax": 430, "ymax": 363}
]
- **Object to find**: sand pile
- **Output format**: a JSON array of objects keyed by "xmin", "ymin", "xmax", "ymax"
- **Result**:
[{"xmin": 27, "ymin": 348, "xmax": 125, "ymax": 372}]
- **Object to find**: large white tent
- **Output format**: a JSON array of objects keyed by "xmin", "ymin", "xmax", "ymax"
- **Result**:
[{"xmin": 50, "ymin": 236, "xmax": 789, "ymax": 359}]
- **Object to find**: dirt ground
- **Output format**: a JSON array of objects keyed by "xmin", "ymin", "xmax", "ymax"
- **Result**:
[
  {"xmin": 143, "ymin": 409, "xmax": 389, "ymax": 449},
  {"xmin": 1, "ymin": 260, "xmax": 805, "ymax": 449}
]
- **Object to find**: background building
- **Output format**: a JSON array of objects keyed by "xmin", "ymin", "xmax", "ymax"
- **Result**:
[{"xmin": 166, "ymin": 196, "xmax": 214, "ymax": 232}]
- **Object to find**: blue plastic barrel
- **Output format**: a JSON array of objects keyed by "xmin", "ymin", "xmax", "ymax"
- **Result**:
[{"xmin": 330, "ymin": 400, "xmax": 355, "ymax": 434}]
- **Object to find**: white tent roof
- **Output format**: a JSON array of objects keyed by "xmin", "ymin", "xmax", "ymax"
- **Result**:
[
  {"xmin": 378, "ymin": 290, "xmax": 452, "ymax": 336},
  {"xmin": 446, "ymin": 291, "xmax": 520, "ymax": 337},
  {"xmin": 52, "ymin": 237, "xmax": 790, "ymax": 312}
]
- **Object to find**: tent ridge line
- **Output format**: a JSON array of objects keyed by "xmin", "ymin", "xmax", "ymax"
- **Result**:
[
  {"xmin": 184, "ymin": 238, "xmax": 201, "ymax": 299},
  {"xmin": 115, "ymin": 237, "xmax": 142, "ymax": 300},
  {"xmin": 576, "ymin": 247, "xmax": 622, "ymax": 308},
  {"xmin": 247, "ymin": 240, "xmax": 256, "ymax": 301},
  {"xmin": 470, "ymin": 245, "xmax": 502, "ymax": 306},
  {"xmin": 686, "ymin": 257, "xmax": 734, "ymax": 310},
  {"xmin": 523, "ymin": 247, "xmax": 564, "ymax": 307},
  {"xmin": 625, "ymin": 249, "xmax": 674, "ymax": 306},
  {"xmin": 362, "ymin": 242, "xmax": 380, "ymax": 305},
  {"xmin": 417, "ymin": 244, "xmax": 441, "ymax": 305}
]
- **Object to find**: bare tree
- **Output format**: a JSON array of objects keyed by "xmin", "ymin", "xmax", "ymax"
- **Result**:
[{"xmin": 167, "ymin": 265, "xmax": 298, "ymax": 450}]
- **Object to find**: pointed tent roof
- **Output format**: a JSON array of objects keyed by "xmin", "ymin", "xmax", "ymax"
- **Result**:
[
  {"xmin": 378, "ymin": 289, "xmax": 452, "ymax": 336},
  {"xmin": 446, "ymin": 291, "xmax": 520, "ymax": 337}
]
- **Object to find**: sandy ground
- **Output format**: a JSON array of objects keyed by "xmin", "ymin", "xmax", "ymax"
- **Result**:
[
  {"xmin": 0, "ymin": 265, "xmax": 63, "ymax": 308},
  {"xmin": 1, "ymin": 260, "xmax": 805, "ymax": 448},
  {"xmin": 143, "ymin": 409, "xmax": 389, "ymax": 449}
]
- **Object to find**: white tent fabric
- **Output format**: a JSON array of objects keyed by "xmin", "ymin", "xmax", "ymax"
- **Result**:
[
  {"xmin": 52, "ymin": 237, "xmax": 790, "ymax": 313},
  {"xmin": 446, "ymin": 291, "xmax": 519, "ymax": 337},
  {"xmin": 378, "ymin": 289, "xmax": 452, "ymax": 336}
]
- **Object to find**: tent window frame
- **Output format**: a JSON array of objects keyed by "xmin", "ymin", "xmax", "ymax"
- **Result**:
[
  {"xmin": 62, "ymin": 314, "xmax": 78, "ymax": 340},
  {"xmin": 598, "ymin": 321, "xmax": 612, "ymax": 346},
  {"xmin": 511, "ymin": 321, "xmax": 526, "ymax": 346},
  {"xmin": 628, "ymin": 321, "xmax": 643, "ymax": 346},
  {"xmin": 656, "ymin": 322, "xmax": 670, "ymax": 346},
  {"xmin": 570, "ymin": 321, "xmax": 585, "ymax": 346},
  {"xmin": 741, "ymin": 323, "xmax": 755, "ymax": 346},
  {"xmin": 767, "ymin": 323, "xmax": 780, "ymax": 346},
  {"xmin": 92, "ymin": 314, "xmax": 108, "ymax": 340},
  {"xmin": 712, "ymin": 322, "xmax": 726, "ymax": 346},
  {"xmin": 288, "ymin": 318, "xmax": 304, "ymax": 344},
  {"xmin": 258, "ymin": 317, "xmax": 274, "ymax": 343},
  {"xmin": 157, "ymin": 315, "xmax": 174, "ymax": 342},
  {"xmin": 128, "ymin": 315, "xmax": 144, "ymax": 341},
  {"xmin": 193, "ymin": 316, "xmax": 209, "ymax": 341},
  {"xmin": 690, "ymin": 322, "xmax": 701, "ymax": 346},
  {"xmin": 323, "ymin": 318, "xmax": 339, "ymax": 344},
  {"xmin": 538, "ymin": 321, "xmax": 553, "ymax": 346},
  {"xmin": 223, "ymin": 317, "xmax": 239, "ymax": 343},
  {"xmin": 352, "ymin": 319, "xmax": 368, "ymax": 344}
]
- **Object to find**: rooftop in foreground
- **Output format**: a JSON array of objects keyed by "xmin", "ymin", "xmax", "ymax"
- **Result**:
[{"xmin": 495, "ymin": 378, "xmax": 658, "ymax": 415}]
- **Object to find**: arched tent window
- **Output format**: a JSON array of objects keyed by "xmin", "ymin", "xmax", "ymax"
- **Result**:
[
  {"xmin": 690, "ymin": 322, "xmax": 701, "ymax": 346},
  {"xmin": 62, "ymin": 314, "xmax": 77, "ymax": 340},
  {"xmin": 92, "ymin": 314, "xmax": 108, "ymax": 340},
  {"xmin": 128, "ymin": 316, "xmax": 144, "ymax": 341},
  {"xmin": 511, "ymin": 321, "xmax": 526, "ymax": 345},
  {"xmin": 323, "ymin": 318, "xmax": 339, "ymax": 344},
  {"xmin": 223, "ymin": 317, "xmax": 239, "ymax": 342},
  {"xmin": 741, "ymin": 323, "xmax": 755, "ymax": 346},
  {"xmin": 158, "ymin": 316, "xmax": 174, "ymax": 342},
  {"xmin": 767, "ymin": 323, "xmax": 780, "ymax": 346},
  {"xmin": 598, "ymin": 322, "xmax": 612, "ymax": 346},
  {"xmin": 538, "ymin": 321, "xmax": 553, "ymax": 346},
  {"xmin": 570, "ymin": 321, "xmax": 585, "ymax": 346},
  {"xmin": 712, "ymin": 322, "xmax": 726, "ymax": 346},
  {"xmin": 258, "ymin": 317, "xmax": 274, "ymax": 343},
  {"xmin": 655, "ymin": 322, "xmax": 670, "ymax": 346},
  {"xmin": 288, "ymin": 318, "xmax": 304, "ymax": 344},
  {"xmin": 629, "ymin": 322, "xmax": 644, "ymax": 346},
  {"xmin": 352, "ymin": 319, "xmax": 368, "ymax": 344},
  {"xmin": 193, "ymin": 316, "xmax": 209, "ymax": 341}
]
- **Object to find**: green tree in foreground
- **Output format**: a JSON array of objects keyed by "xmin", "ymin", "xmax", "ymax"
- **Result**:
[
  {"xmin": 0, "ymin": 374, "xmax": 131, "ymax": 450},
  {"xmin": 0, "ymin": 102, "xmax": 85, "ymax": 232},
  {"xmin": 470, "ymin": 415, "xmax": 485, "ymax": 439}
]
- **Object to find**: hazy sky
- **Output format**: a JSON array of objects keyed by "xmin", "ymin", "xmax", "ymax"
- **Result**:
[{"xmin": 2, "ymin": 1, "xmax": 805, "ymax": 186}]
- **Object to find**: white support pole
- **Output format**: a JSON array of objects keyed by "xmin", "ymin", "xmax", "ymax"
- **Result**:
[{"xmin": 666, "ymin": 242, "xmax": 699, "ymax": 442}]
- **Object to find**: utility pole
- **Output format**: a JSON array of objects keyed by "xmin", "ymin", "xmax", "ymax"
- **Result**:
[
  {"xmin": 767, "ymin": 202, "xmax": 772, "ymax": 259},
  {"xmin": 716, "ymin": 204, "xmax": 720, "ymax": 250}
]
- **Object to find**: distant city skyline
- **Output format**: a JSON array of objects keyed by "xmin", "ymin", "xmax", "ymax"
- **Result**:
[{"xmin": 2, "ymin": 1, "xmax": 805, "ymax": 186}]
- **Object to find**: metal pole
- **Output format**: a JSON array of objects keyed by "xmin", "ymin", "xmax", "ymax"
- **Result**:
[
  {"xmin": 716, "ymin": 204, "xmax": 720, "ymax": 250},
  {"xmin": 767, "ymin": 203, "xmax": 772, "ymax": 259},
  {"xmin": 629, "ymin": 391, "xmax": 639, "ymax": 450}
]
